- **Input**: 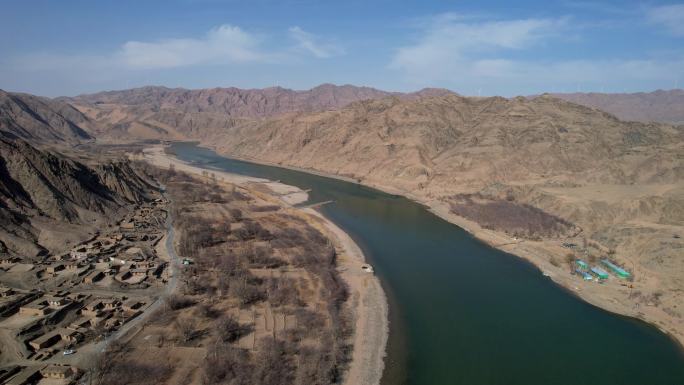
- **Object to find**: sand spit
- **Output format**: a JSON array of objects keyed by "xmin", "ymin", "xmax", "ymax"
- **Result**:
[{"xmin": 141, "ymin": 145, "xmax": 388, "ymax": 385}]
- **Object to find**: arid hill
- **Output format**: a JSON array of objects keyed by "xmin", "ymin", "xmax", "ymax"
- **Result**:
[
  {"xmin": 0, "ymin": 89, "xmax": 92, "ymax": 143},
  {"xmin": 0, "ymin": 135, "xmax": 156, "ymax": 257},
  {"xmin": 67, "ymin": 83, "xmax": 454, "ymax": 117},
  {"xmin": 552, "ymin": 89, "xmax": 684, "ymax": 124},
  {"xmin": 62, "ymin": 84, "xmax": 454, "ymax": 140},
  {"xmin": 207, "ymin": 94, "xmax": 683, "ymax": 191}
]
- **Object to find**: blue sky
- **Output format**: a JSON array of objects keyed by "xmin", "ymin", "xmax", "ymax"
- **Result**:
[{"xmin": 1, "ymin": 0, "xmax": 683, "ymax": 97}]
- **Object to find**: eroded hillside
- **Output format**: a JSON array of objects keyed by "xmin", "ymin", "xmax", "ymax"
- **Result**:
[
  {"xmin": 0, "ymin": 90, "xmax": 92, "ymax": 143},
  {"xmin": 0, "ymin": 136, "xmax": 157, "ymax": 257}
]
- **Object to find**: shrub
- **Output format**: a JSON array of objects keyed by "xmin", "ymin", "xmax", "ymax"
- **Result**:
[
  {"xmin": 165, "ymin": 295, "xmax": 195, "ymax": 310},
  {"xmin": 217, "ymin": 315, "xmax": 251, "ymax": 342}
]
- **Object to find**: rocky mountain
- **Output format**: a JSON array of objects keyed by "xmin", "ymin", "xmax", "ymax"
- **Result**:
[
  {"xmin": 0, "ymin": 89, "xmax": 92, "ymax": 143},
  {"xmin": 67, "ymin": 84, "xmax": 454, "ymax": 117},
  {"xmin": 552, "ymin": 89, "xmax": 684, "ymax": 124},
  {"xmin": 206, "ymin": 94, "xmax": 683, "ymax": 193},
  {"xmin": 0, "ymin": 135, "xmax": 157, "ymax": 257},
  {"xmin": 62, "ymin": 84, "xmax": 455, "ymax": 140}
]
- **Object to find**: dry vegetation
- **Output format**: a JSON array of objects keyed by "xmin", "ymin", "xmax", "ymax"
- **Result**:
[
  {"xmin": 448, "ymin": 193, "xmax": 577, "ymax": 239},
  {"xmin": 93, "ymin": 166, "xmax": 352, "ymax": 385}
]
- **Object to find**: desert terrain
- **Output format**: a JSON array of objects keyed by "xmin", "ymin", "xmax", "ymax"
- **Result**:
[
  {"xmin": 2, "ymin": 83, "xmax": 683, "ymax": 384},
  {"xmin": 68, "ymin": 88, "xmax": 682, "ymax": 348}
]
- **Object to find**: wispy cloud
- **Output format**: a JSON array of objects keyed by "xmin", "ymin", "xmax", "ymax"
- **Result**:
[
  {"xmin": 389, "ymin": 14, "xmax": 565, "ymax": 83},
  {"xmin": 120, "ymin": 24, "xmax": 266, "ymax": 69},
  {"xmin": 8, "ymin": 23, "xmax": 340, "ymax": 73},
  {"xmin": 288, "ymin": 26, "xmax": 344, "ymax": 58},
  {"xmin": 389, "ymin": 13, "xmax": 684, "ymax": 94},
  {"xmin": 646, "ymin": 4, "xmax": 684, "ymax": 36}
]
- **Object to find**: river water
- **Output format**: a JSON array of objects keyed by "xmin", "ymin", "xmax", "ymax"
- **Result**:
[{"xmin": 171, "ymin": 142, "xmax": 684, "ymax": 385}]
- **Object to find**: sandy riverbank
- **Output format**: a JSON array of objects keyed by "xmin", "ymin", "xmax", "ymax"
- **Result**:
[
  {"xmin": 196, "ymin": 145, "xmax": 684, "ymax": 349},
  {"xmin": 142, "ymin": 146, "xmax": 309, "ymax": 205},
  {"xmin": 141, "ymin": 145, "xmax": 389, "ymax": 385}
]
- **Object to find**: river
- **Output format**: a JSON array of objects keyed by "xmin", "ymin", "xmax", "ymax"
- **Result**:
[{"xmin": 170, "ymin": 142, "xmax": 684, "ymax": 385}]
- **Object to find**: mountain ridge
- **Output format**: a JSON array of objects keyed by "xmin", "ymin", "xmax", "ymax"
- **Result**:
[
  {"xmin": 551, "ymin": 89, "xmax": 684, "ymax": 124},
  {"xmin": 0, "ymin": 89, "xmax": 93, "ymax": 143}
]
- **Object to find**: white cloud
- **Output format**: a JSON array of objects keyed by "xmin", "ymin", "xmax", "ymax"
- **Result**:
[
  {"xmin": 389, "ymin": 13, "xmax": 684, "ymax": 94},
  {"xmin": 647, "ymin": 4, "xmax": 684, "ymax": 36},
  {"xmin": 390, "ymin": 15, "xmax": 563, "ymax": 80},
  {"xmin": 120, "ymin": 24, "xmax": 265, "ymax": 69},
  {"xmin": 9, "ymin": 24, "xmax": 344, "ymax": 74},
  {"xmin": 288, "ymin": 26, "xmax": 344, "ymax": 58}
]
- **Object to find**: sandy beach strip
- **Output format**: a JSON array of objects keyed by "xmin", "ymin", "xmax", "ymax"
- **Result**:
[
  {"xmin": 141, "ymin": 145, "xmax": 389, "ymax": 385},
  {"xmin": 304, "ymin": 208, "xmax": 388, "ymax": 385}
]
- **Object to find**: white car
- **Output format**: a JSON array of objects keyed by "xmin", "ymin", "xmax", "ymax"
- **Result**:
[{"xmin": 63, "ymin": 349, "xmax": 75, "ymax": 356}]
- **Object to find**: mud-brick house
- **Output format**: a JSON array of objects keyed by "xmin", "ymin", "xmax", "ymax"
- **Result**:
[{"xmin": 40, "ymin": 364, "xmax": 79, "ymax": 380}]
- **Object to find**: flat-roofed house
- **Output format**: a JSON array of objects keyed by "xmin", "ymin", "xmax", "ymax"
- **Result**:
[
  {"xmin": 122, "ymin": 299, "xmax": 142, "ymax": 312},
  {"xmin": 81, "ymin": 300, "xmax": 103, "ymax": 317},
  {"xmin": 19, "ymin": 299, "xmax": 49, "ymax": 316},
  {"xmin": 83, "ymin": 270, "xmax": 104, "ymax": 284},
  {"xmin": 40, "ymin": 364, "xmax": 78, "ymax": 380},
  {"xmin": 102, "ymin": 298, "xmax": 120, "ymax": 311},
  {"xmin": 0, "ymin": 256, "xmax": 20, "ymax": 266},
  {"xmin": 46, "ymin": 263, "xmax": 65, "ymax": 274},
  {"xmin": 68, "ymin": 317, "xmax": 93, "ymax": 331},
  {"xmin": 59, "ymin": 328, "xmax": 82, "ymax": 344},
  {"xmin": 29, "ymin": 330, "xmax": 61, "ymax": 350}
]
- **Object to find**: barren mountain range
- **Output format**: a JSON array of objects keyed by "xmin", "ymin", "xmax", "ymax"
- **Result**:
[
  {"xmin": 2, "ymin": 83, "xmax": 684, "ymax": 343},
  {"xmin": 553, "ymin": 89, "xmax": 684, "ymax": 124}
]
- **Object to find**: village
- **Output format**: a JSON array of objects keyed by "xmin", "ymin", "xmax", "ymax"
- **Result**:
[{"xmin": 0, "ymin": 197, "xmax": 169, "ymax": 385}]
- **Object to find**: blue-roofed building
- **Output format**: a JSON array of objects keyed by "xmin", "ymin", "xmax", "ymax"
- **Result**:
[
  {"xmin": 590, "ymin": 267, "xmax": 609, "ymax": 280},
  {"xmin": 576, "ymin": 269, "xmax": 593, "ymax": 281}
]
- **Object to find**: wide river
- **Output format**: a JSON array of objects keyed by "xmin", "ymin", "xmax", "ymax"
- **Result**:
[{"xmin": 171, "ymin": 142, "xmax": 684, "ymax": 385}]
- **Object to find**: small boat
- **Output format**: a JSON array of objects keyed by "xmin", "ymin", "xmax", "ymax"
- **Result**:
[{"xmin": 361, "ymin": 264, "xmax": 374, "ymax": 274}]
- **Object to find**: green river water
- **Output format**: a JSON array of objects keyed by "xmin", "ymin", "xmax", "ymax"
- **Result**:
[{"xmin": 171, "ymin": 142, "xmax": 684, "ymax": 385}]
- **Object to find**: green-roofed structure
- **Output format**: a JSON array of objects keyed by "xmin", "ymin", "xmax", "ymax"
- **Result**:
[{"xmin": 601, "ymin": 259, "xmax": 631, "ymax": 279}]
